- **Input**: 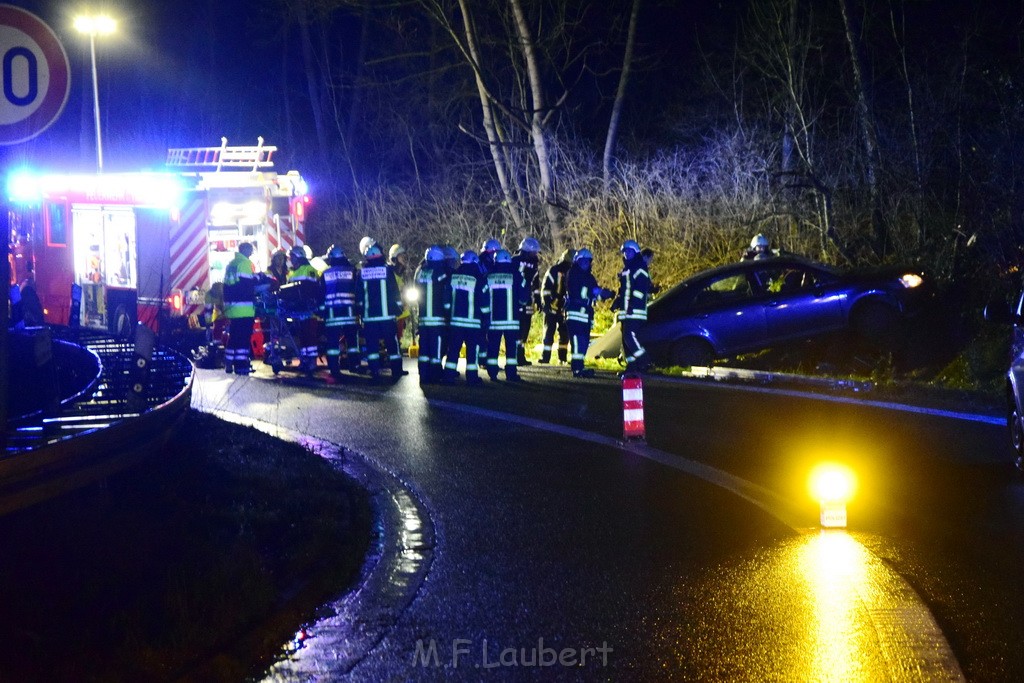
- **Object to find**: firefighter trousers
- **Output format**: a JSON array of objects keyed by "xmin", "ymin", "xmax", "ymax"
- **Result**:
[
  {"xmin": 417, "ymin": 324, "xmax": 446, "ymax": 383},
  {"xmin": 486, "ymin": 327, "xmax": 520, "ymax": 379},
  {"xmin": 568, "ymin": 319, "xmax": 591, "ymax": 375},
  {"xmin": 621, "ymin": 318, "xmax": 647, "ymax": 370},
  {"xmin": 225, "ymin": 316, "xmax": 254, "ymax": 375},
  {"xmin": 324, "ymin": 322, "xmax": 359, "ymax": 374},
  {"xmin": 444, "ymin": 326, "xmax": 482, "ymax": 380},
  {"xmin": 541, "ymin": 311, "xmax": 569, "ymax": 362},
  {"xmin": 363, "ymin": 319, "xmax": 402, "ymax": 376}
]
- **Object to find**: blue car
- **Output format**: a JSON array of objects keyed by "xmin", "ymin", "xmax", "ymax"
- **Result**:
[
  {"xmin": 985, "ymin": 291, "xmax": 1024, "ymax": 473},
  {"xmin": 614, "ymin": 255, "xmax": 930, "ymax": 367}
]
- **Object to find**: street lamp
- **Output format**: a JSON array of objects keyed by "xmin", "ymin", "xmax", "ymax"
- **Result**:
[{"xmin": 74, "ymin": 14, "xmax": 116, "ymax": 172}]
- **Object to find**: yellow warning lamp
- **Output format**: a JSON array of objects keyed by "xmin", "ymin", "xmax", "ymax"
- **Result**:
[{"xmin": 809, "ymin": 463, "xmax": 856, "ymax": 528}]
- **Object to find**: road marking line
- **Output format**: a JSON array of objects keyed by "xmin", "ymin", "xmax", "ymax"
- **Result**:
[
  {"xmin": 425, "ymin": 397, "xmax": 966, "ymax": 682},
  {"xmin": 652, "ymin": 375, "xmax": 1003, "ymax": 425}
]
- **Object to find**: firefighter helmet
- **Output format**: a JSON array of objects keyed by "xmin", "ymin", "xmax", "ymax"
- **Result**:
[
  {"xmin": 481, "ymin": 238, "xmax": 501, "ymax": 253},
  {"xmin": 389, "ymin": 244, "xmax": 406, "ymax": 261},
  {"xmin": 518, "ymin": 236, "xmax": 541, "ymax": 253},
  {"xmin": 359, "ymin": 236, "xmax": 376, "ymax": 256},
  {"xmin": 750, "ymin": 233, "xmax": 770, "ymax": 250},
  {"xmin": 442, "ymin": 245, "xmax": 459, "ymax": 263},
  {"xmin": 327, "ymin": 244, "xmax": 345, "ymax": 261},
  {"xmin": 461, "ymin": 250, "xmax": 479, "ymax": 264},
  {"xmin": 365, "ymin": 242, "xmax": 383, "ymax": 258},
  {"xmin": 289, "ymin": 245, "xmax": 308, "ymax": 263},
  {"xmin": 620, "ymin": 240, "xmax": 641, "ymax": 258},
  {"xmin": 495, "ymin": 249, "xmax": 512, "ymax": 264},
  {"xmin": 574, "ymin": 248, "xmax": 593, "ymax": 263},
  {"xmin": 425, "ymin": 245, "xmax": 445, "ymax": 262},
  {"xmin": 560, "ymin": 248, "xmax": 576, "ymax": 263}
]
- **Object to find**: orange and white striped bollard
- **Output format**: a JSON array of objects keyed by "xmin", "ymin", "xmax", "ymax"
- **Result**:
[{"xmin": 622, "ymin": 372, "xmax": 646, "ymax": 442}]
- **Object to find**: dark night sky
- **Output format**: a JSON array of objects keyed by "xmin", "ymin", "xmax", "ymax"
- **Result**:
[{"xmin": 5, "ymin": 1, "xmax": 1024, "ymax": 178}]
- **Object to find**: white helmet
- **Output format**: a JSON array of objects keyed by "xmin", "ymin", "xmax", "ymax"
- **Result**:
[
  {"xmin": 388, "ymin": 244, "xmax": 406, "ymax": 261},
  {"xmin": 359, "ymin": 236, "xmax": 376, "ymax": 256},
  {"xmin": 750, "ymin": 233, "xmax": 770, "ymax": 250}
]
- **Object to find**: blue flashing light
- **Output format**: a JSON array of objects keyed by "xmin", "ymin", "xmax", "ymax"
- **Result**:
[{"xmin": 7, "ymin": 168, "xmax": 43, "ymax": 204}]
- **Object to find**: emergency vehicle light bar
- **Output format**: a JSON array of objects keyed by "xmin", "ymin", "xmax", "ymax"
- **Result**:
[{"xmin": 6, "ymin": 169, "xmax": 184, "ymax": 208}]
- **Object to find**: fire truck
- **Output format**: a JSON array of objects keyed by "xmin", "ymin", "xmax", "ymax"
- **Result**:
[{"xmin": 6, "ymin": 138, "xmax": 310, "ymax": 341}]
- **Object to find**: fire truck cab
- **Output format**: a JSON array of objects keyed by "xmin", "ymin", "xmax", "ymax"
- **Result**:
[{"xmin": 7, "ymin": 138, "xmax": 310, "ymax": 342}]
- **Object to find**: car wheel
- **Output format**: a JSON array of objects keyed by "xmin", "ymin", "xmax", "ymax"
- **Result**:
[
  {"xmin": 853, "ymin": 301, "xmax": 900, "ymax": 348},
  {"xmin": 1010, "ymin": 405, "xmax": 1024, "ymax": 474},
  {"xmin": 671, "ymin": 338, "xmax": 714, "ymax": 368}
]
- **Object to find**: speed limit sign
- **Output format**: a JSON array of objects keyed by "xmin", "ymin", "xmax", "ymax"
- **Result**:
[{"xmin": 0, "ymin": 5, "xmax": 70, "ymax": 145}]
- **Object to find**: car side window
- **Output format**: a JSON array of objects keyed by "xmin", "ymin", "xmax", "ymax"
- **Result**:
[
  {"xmin": 752, "ymin": 265, "xmax": 827, "ymax": 294},
  {"xmin": 693, "ymin": 273, "xmax": 753, "ymax": 307}
]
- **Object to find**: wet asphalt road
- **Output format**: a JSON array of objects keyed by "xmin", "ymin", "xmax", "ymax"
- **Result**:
[{"xmin": 193, "ymin": 360, "xmax": 1021, "ymax": 681}]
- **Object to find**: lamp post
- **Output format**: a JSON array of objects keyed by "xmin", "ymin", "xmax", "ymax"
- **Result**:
[{"xmin": 74, "ymin": 14, "xmax": 116, "ymax": 172}]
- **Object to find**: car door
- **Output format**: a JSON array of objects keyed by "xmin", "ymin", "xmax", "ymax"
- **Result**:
[
  {"xmin": 754, "ymin": 264, "xmax": 845, "ymax": 342},
  {"xmin": 1010, "ymin": 290, "xmax": 1024, "ymax": 401},
  {"xmin": 686, "ymin": 271, "xmax": 767, "ymax": 354}
]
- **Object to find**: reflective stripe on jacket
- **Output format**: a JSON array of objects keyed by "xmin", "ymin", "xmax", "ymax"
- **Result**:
[
  {"xmin": 615, "ymin": 255, "xmax": 650, "ymax": 321},
  {"xmin": 223, "ymin": 252, "xmax": 256, "ymax": 319}
]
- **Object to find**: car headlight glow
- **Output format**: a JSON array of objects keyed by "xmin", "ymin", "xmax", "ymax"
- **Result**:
[{"xmin": 899, "ymin": 273, "xmax": 923, "ymax": 288}]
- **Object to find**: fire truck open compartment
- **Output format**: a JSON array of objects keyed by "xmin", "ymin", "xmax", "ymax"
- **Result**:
[{"xmin": 6, "ymin": 139, "xmax": 310, "ymax": 347}]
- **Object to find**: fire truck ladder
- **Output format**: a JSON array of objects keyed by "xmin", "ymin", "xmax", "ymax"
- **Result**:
[{"xmin": 166, "ymin": 136, "xmax": 276, "ymax": 172}]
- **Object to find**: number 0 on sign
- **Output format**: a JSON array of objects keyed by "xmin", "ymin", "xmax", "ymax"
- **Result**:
[{"xmin": 0, "ymin": 4, "xmax": 70, "ymax": 145}]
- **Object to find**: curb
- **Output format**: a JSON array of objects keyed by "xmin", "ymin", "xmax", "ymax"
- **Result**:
[{"xmin": 195, "ymin": 408, "xmax": 435, "ymax": 680}]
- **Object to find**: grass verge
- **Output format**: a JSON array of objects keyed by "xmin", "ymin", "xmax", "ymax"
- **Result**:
[{"xmin": 0, "ymin": 410, "xmax": 372, "ymax": 682}]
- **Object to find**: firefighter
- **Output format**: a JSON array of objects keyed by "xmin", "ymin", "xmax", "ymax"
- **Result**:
[
  {"xmin": 742, "ymin": 233, "xmax": 774, "ymax": 261},
  {"xmin": 565, "ymin": 248, "xmax": 613, "ymax": 378},
  {"xmin": 511, "ymin": 236, "xmax": 542, "ymax": 366},
  {"xmin": 485, "ymin": 249, "xmax": 526, "ymax": 381},
  {"xmin": 480, "ymin": 238, "xmax": 501, "ymax": 273},
  {"xmin": 267, "ymin": 249, "xmax": 289, "ymax": 290},
  {"xmin": 223, "ymin": 242, "xmax": 257, "ymax": 375},
  {"xmin": 321, "ymin": 244, "xmax": 359, "ymax": 379},
  {"xmin": 388, "ymin": 244, "xmax": 412, "ymax": 347},
  {"xmin": 613, "ymin": 239, "xmax": 652, "ymax": 373},
  {"xmin": 358, "ymin": 239, "xmax": 407, "ymax": 381},
  {"xmin": 476, "ymin": 237, "xmax": 501, "ymax": 368},
  {"xmin": 413, "ymin": 245, "xmax": 451, "ymax": 385},
  {"xmin": 287, "ymin": 245, "xmax": 323, "ymax": 374},
  {"xmin": 540, "ymin": 248, "xmax": 575, "ymax": 364},
  {"xmin": 443, "ymin": 250, "xmax": 490, "ymax": 385}
]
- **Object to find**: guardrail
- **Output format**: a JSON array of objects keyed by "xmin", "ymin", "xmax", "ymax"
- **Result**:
[{"xmin": 0, "ymin": 327, "xmax": 194, "ymax": 515}]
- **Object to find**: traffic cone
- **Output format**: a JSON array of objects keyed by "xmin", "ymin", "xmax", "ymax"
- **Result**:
[
  {"xmin": 250, "ymin": 319, "xmax": 265, "ymax": 359},
  {"xmin": 622, "ymin": 372, "xmax": 646, "ymax": 442}
]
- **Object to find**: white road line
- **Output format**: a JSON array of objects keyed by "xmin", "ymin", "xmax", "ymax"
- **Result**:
[{"xmin": 424, "ymin": 396, "xmax": 966, "ymax": 682}]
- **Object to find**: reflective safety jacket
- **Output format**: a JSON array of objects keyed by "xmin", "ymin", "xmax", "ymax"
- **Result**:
[
  {"xmin": 223, "ymin": 252, "xmax": 256, "ymax": 319},
  {"xmin": 358, "ymin": 255, "xmax": 403, "ymax": 323},
  {"xmin": 449, "ymin": 263, "xmax": 490, "ymax": 329},
  {"xmin": 511, "ymin": 251, "xmax": 541, "ymax": 313},
  {"xmin": 565, "ymin": 264, "xmax": 609, "ymax": 325},
  {"xmin": 322, "ymin": 257, "xmax": 358, "ymax": 326},
  {"xmin": 541, "ymin": 260, "xmax": 572, "ymax": 313},
  {"xmin": 486, "ymin": 262, "xmax": 526, "ymax": 331},
  {"xmin": 614, "ymin": 254, "xmax": 651, "ymax": 321},
  {"xmin": 414, "ymin": 261, "xmax": 451, "ymax": 327}
]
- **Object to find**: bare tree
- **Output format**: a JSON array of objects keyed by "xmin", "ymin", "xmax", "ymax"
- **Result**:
[
  {"xmin": 603, "ymin": 0, "xmax": 641, "ymax": 192},
  {"xmin": 838, "ymin": 0, "xmax": 887, "ymax": 256}
]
